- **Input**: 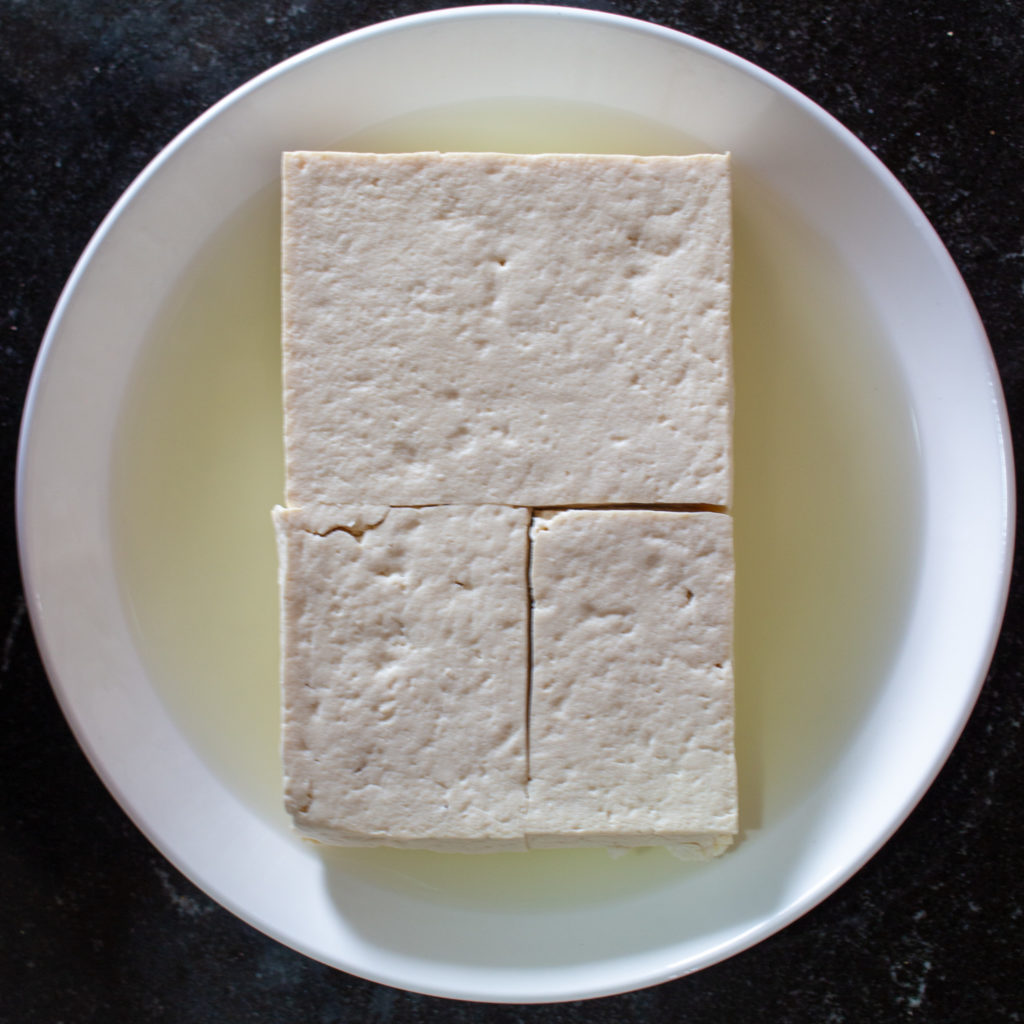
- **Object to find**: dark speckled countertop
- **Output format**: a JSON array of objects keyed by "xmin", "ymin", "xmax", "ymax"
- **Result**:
[{"xmin": 2, "ymin": 2, "xmax": 1022, "ymax": 1020}]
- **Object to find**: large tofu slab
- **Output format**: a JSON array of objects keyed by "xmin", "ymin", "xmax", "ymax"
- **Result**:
[
  {"xmin": 526, "ymin": 510, "xmax": 737, "ymax": 857},
  {"xmin": 282, "ymin": 151, "xmax": 732, "ymax": 508},
  {"xmin": 274, "ymin": 504, "xmax": 530, "ymax": 852}
]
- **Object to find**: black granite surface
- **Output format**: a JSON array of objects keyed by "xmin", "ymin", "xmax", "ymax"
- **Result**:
[{"xmin": 2, "ymin": 1, "xmax": 1022, "ymax": 1020}]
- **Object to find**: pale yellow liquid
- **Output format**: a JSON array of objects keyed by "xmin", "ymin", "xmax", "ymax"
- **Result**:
[{"xmin": 112, "ymin": 99, "xmax": 921, "ymax": 910}]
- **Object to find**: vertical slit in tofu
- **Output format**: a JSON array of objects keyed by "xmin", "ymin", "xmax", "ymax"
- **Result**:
[{"xmin": 525, "ymin": 510, "xmax": 537, "ymax": 790}]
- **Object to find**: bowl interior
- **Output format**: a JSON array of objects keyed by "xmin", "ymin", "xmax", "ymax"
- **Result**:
[
  {"xmin": 113, "ymin": 89, "xmax": 923, "ymax": 884},
  {"xmin": 112, "ymin": 94, "xmax": 923, "ymax": 975},
  {"xmin": 20, "ymin": 7, "xmax": 1009, "ymax": 1003}
]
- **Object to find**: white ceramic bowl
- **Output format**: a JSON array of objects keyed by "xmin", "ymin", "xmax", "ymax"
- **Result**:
[{"xmin": 18, "ymin": 5, "xmax": 1013, "ymax": 1003}]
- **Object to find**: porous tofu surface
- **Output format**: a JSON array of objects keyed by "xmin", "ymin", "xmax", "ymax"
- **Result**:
[
  {"xmin": 526, "ymin": 510, "xmax": 737, "ymax": 855},
  {"xmin": 277, "ymin": 151, "xmax": 738, "ymax": 855},
  {"xmin": 282, "ymin": 150, "xmax": 731, "ymax": 508},
  {"xmin": 274, "ymin": 504, "xmax": 530, "ymax": 852}
]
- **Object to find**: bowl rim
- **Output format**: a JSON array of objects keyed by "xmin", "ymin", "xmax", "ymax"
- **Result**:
[{"xmin": 17, "ymin": 3, "xmax": 1015, "ymax": 1003}]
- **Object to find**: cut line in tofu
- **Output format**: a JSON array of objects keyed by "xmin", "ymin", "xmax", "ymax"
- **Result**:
[
  {"xmin": 274, "ymin": 504, "xmax": 530, "ymax": 852},
  {"xmin": 526, "ymin": 509, "xmax": 737, "ymax": 858},
  {"xmin": 282, "ymin": 151, "xmax": 732, "ymax": 508}
]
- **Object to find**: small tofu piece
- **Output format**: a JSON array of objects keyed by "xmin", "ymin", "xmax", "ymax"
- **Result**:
[
  {"xmin": 526, "ymin": 510, "xmax": 737, "ymax": 857},
  {"xmin": 282, "ymin": 151, "xmax": 732, "ymax": 508},
  {"xmin": 274, "ymin": 504, "xmax": 530, "ymax": 852}
]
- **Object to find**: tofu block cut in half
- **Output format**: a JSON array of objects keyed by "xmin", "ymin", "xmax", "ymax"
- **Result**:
[
  {"xmin": 274, "ymin": 504, "xmax": 530, "ymax": 852},
  {"xmin": 527, "ymin": 510, "xmax": 737, "ymax": 858},
  {"xmin": 282, "ymin": 151, "xmax": 732, "ymax": 507}
]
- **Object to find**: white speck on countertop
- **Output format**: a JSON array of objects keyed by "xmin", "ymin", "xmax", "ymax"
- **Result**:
[
  {"xmin": 154, "ymin": 865, "xmax": 212, "ymax": 919},
  {"xmin": 2, "ymin": 595, "xmax": 26, "ymax": 676},
  {"xmin": 908, "ymin": 959, "xmax": 932, "ymax": 1009},
  {"xmin": 891, "ymin": 956, "xmax": 933, "ymax": 1011}
]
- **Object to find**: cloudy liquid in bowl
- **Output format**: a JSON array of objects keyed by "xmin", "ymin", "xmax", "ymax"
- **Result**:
[{"xmin": 112, "ymin": 98, "xmax": 921, "ymax": 909}]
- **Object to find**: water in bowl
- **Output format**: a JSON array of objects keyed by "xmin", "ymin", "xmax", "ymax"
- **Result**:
[{"xmin": 112, "ymin": 98, "xmax": 921, "ymax": 910}]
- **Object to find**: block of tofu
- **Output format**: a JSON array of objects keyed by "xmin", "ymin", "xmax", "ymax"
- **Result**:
[
  {"xmin": 282, "ymin": 151, "xmax": 732, "ymax": 508},
  {"xmin": 526, "ymin": 509, "xmax": 737, "ymax": 857},
  {"xmin": 274, "ymin": 504, "xmax": 530, "ymax": 852}
]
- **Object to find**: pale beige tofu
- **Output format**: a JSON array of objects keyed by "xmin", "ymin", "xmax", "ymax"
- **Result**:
[
  {"xmin": 526, "ymin": 509, "xmax": 737, "ymax": 857},
  {"xmin": 274, "ymin": 504, "xmax": 530, "ymax": 852},
  {"xmin": 282, "ymin": 151, "xmax": 732, "ymax": 508}
]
